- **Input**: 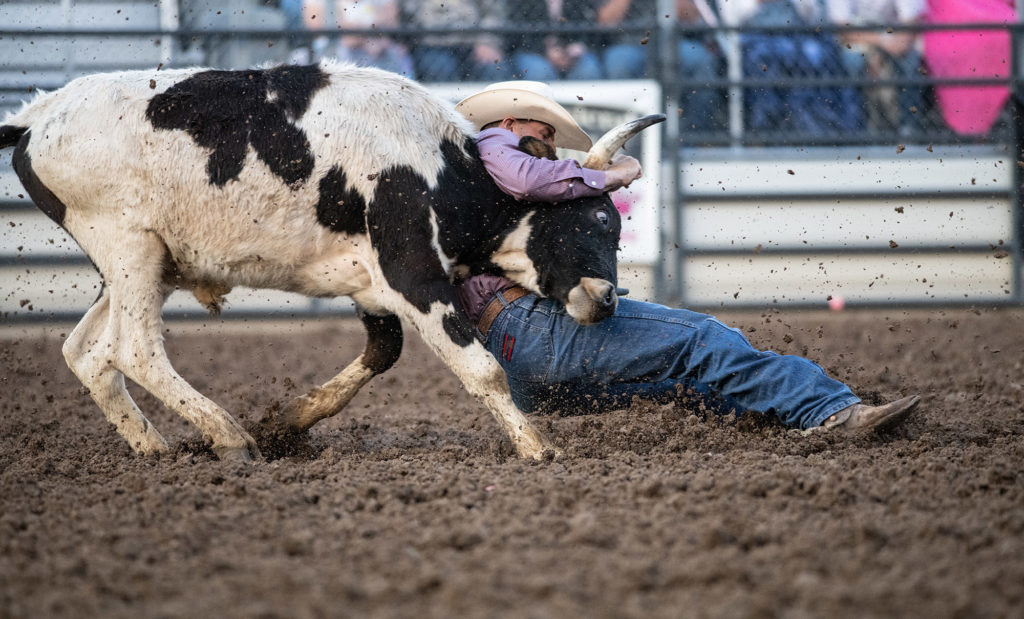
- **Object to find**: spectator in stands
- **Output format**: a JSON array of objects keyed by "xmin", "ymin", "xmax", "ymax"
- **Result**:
[
  {"xmin": 509, "ymin": 0, "xmax": 604, "ymax": 81},
  {"xmin": 599, "ymin": 0, "xmax": 722, "ymax": 132},
  {"xmin": 598, "ymin": 0, "xmax": 655, "ymax": 78},
  {"xmin": 289, "ymin": 0, "xmax": 332, "ymax": 64},
  {"xmin": 672, "ymin": 0, "xmax": 726, "ymax": 132},
  {"xmin": 716, "ymin": 0, "xmax": 824, "ymax": 25},
  {"xmin": 825, "ymin": 0, "xmax": 927, "ymax": 134},
  {"xmin": 723, "ymin": 0, "xmax": 863, "ymax": 134},
  {"xmin": 923, "ymin": 0, "xmax": 1015, "ymax": 135},
  {"xmin": 401, "ymin": 0, "xmax": 514, "ymax": 82},
  {"xmin": 280, "ymin": 0, "xmax": 306, "ymax": 49},
  {"xmin": 291, "ymin": 0, "xmax": 414, "ymax": 77}
]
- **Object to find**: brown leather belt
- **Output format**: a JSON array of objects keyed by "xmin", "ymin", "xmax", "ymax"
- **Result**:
[{"xmin": 477, "ymin": 286, "xmax": 531, "ymax": 341}]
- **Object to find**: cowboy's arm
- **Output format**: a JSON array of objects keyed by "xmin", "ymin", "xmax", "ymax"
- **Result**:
[{"xmin": 477, "ymin": 128, "xmax": 640, "ymax": 201}]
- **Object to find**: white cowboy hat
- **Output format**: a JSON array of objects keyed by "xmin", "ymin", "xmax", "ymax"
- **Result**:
[{"xmin": 455, "ymin": 81, "xmax": 593, "ymax": 151}]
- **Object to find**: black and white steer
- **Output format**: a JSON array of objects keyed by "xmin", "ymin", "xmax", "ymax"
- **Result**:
[{"xmin": 0, "ymin": 62, "xmax": 663, "ymax": 461}]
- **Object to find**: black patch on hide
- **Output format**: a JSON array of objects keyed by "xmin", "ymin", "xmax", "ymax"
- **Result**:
[
  {"xmin": 364, "ymin": 137, "xmax": 483, "ymax": 348},
  {"xmin": 442, "ymin": 311, "xmax": 475, "ymax": 348},
  {"xmin": 358, "ymin": 309, "xmax": 403, "ymax": 373},
  {"xmin": 0, "ymin": 124, "xmax": 27, "ymax": 149},
  {"xmin": 365, "ymin": 163, "xmax": 445, "ymax": 314},
  {"xmin": 146, "ymin": 65, "xmax": 328, "ymax": 187},
  {"xmin": 316, "ymin": 165, "xmax": 367, "ymax": 234},
  {"xmin": 11, "ymin": 131, "xmax": 67, "ymax": 227}
]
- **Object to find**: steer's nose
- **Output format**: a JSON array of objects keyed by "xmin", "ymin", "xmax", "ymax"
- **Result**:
[
  {"xmin": 591, "ymin": 280, "xmax": 618, "ymax": 322},
  {"xmin": 567, "ymin": 277, "xmax": 621, "ymax": 324},
  {"xmin": 599, "ymin": 284, "xmax": 616, "ymax": 309}
]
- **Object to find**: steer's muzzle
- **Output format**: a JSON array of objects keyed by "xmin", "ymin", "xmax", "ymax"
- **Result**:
[{"xmin": 565, "ymin": 277, "xmax": 618, "ymax": 325}]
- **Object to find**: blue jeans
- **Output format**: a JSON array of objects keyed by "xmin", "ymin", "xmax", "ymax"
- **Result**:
[
  {"xmin": 604, "ymin": 44, "xmax": 648, "ymax": 79},
  {"xmin": 513, "ymin": 51, "xmax": 603, "ymax": 81},
  {"xmin": 484, "ymin": 294, "xmax": 859, "ymax": 430},
  {"xmin": 678, "ymin": 38, "xmax": 722, "ymax": 131},
  {"xmin": 603, "ymin": 40, "xmax": 721, "ymax": 131},
  {"xmin": 840, "ymin": 46, "xmax": 925, "ymax": 131},
  {"xmin": 336, "ymin": 44, "xmax": 416, "ymax": 79},
  {"xmin": 414, "ymin": 47, "xmax": 514, "ymax": 82}
]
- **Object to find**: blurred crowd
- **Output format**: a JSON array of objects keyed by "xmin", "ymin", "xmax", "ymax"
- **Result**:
[{"xmin": 277, "ymin": 0, "xmax": 1017, "ymax": 137}]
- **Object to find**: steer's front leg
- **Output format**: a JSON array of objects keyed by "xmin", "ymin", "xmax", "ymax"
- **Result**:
[
  {"xmin": 447, "ymin": 345, "xmax": 560, "ymax": 459},
  {"xmin": 455, "ymin": 345, "xmax": 558, "ymax": 460},
  {"xmin": 366, "ymin": 198, "xmax": 557, "ymax": 458},
  {"xmin": 380, "ymin": 289, "xmax": 558, "ymax": 459}
]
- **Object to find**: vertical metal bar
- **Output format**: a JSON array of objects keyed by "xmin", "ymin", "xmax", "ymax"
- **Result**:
[
  {"xmin": 61, "ymin": 0, "xmax": 74, "ymax": 82},
  {"xmin": 1012, "ymin": 23, "xmax": 1024, "ymax": 305},
  {"xmin": 656, "ymin": 0, "xmax": 682, "ymax": 304},
  {"xmin": 159, "ymin": 0, "xmax": 178, "ymax": 66},
  {"xmin": 725, "ymin": 26, "xmax": 743, "ymax": 147}
]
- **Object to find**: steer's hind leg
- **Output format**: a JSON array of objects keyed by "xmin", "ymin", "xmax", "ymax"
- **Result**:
[
  {"xmin": 263, "ymin": 306, "xmax": 403, "ymax": 434},
  {"xmin": 90, "ymin": 230, "xmax": 260, "ymax": 461},
  {"xmin": 63, "ymin": 289, "xmax": 170, "ymax": 454}
]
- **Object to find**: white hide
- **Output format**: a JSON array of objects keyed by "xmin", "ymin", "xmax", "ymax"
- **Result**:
[{"xmin": 489, "ymin": 212, "xmax": 540, "ymax": 291}]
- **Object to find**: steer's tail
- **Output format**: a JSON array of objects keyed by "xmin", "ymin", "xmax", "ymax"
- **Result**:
[
  {"xmin": 1, "ymin": 89, "xmax": 61, "ymax": 149},
  {"xmin": 0, "ymin": 124, "xmax": 27, "ymax": 149}
]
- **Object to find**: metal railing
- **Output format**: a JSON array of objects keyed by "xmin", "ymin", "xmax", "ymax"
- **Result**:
[{"xmin": 1, "ymin": 16, "xmax": 1021, "ymax": 320}]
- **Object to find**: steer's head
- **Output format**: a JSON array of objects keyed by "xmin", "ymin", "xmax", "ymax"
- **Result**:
[{"xmin": 488, "ymin": 114, "xmax": 664, "ymax": 325}]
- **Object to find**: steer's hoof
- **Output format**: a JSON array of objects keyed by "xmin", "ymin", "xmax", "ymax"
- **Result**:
[
  {"xmin": 212, "ymin": 444, "xmax": 259, "ymax": 463},
  {"xmin": 538, "ymin": 448, "xmax": 563, "ymax": 462},
  {"xmin": 519, "ymin": 444, "xmax": 563, "ymax": 461}
]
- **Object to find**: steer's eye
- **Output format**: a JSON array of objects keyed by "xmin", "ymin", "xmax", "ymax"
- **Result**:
[{"xmin": 595, "ymin": 210, "xmax": 609, "ymax": 226}]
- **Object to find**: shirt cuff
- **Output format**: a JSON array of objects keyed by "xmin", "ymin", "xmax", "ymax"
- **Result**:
[{"xmin": 579, "ymin": 168, "xmax": 606, "ymax": 192}]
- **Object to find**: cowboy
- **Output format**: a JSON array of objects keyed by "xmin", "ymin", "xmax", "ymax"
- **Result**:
[
  {"xmin": 454, "ymin": 81, "xmax": 920, "ymax": 432},
  {"xmin": 456, "ymin": 80, "xmax": 643, "ymax": 200}
]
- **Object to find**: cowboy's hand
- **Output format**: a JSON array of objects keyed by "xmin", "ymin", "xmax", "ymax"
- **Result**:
[{"xmin": 604, "ymin": 154, "xmax": 642, "ymax": 191}]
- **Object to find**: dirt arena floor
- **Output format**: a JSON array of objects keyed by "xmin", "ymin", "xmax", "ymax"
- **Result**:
[{"xmin": 1, "ymin": 307, "xmax": 1022, "ymax": 618}]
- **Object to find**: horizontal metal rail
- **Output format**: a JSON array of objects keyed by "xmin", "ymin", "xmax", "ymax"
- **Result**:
[
  {"xmin": 681, "ymin": 244, "xmax": 1013, "ymax": 257},
  {"xmin": 682, "ymin": 296, "xmax": 1022, "ymax": 313},
  {"xmin": 682, "ymin": 190, "xmax": 1010, "ymax": 202},
  {"xmin": 1, "ymin": 17, "xmax": 1021, "ymax": 318},
  {"xmin": 0, "ymin": 20, "xmax": 1018, "ymax": 37},
  {"xmin": 3, "ymin": 306, "xmax": 357, "ymax": 325}
]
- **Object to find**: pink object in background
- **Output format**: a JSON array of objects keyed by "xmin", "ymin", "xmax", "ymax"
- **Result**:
[
  {"xmin": 828, "ymin": 295, "xmax": 846, "ymax": 311},
  {"xmin": 923, "ymin": 0, "xmax": 1016, "ymax": 135}
]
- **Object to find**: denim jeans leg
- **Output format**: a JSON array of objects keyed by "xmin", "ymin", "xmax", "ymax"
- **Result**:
[
  {"xmin": 488, "ymin": 296, "xmax": 858, "ymax": 429},
  {"xmin": 484, "ymin": 295, "xmax": 556, "ymax": 413}
]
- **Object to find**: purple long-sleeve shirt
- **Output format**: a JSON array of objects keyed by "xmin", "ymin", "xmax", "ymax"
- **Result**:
[
  {"xmin": 456, "ymin": 128, "xmax": 606, "ymax": 325},
  {"xmin": 475, "ymin": 127, "xmax": 606, "ymax": 202}
]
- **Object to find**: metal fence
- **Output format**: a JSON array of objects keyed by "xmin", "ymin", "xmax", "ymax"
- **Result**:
[{"xmin": 1, "ymin": 1, "xmax": 1021, "ymax": 321}]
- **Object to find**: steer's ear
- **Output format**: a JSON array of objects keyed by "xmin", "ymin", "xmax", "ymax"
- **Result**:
[
  {"xmin": 517, "ymin": 136, "xmax": 558, "ymax": 161},
  {"xmin": 449, "ymin": 264, "xmax": 471, "ymax": 285}
]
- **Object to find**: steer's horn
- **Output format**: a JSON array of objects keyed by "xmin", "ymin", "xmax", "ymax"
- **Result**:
[{"xmin": 582, "ymin": 113, "xmax": 666, "ymax": 170}]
